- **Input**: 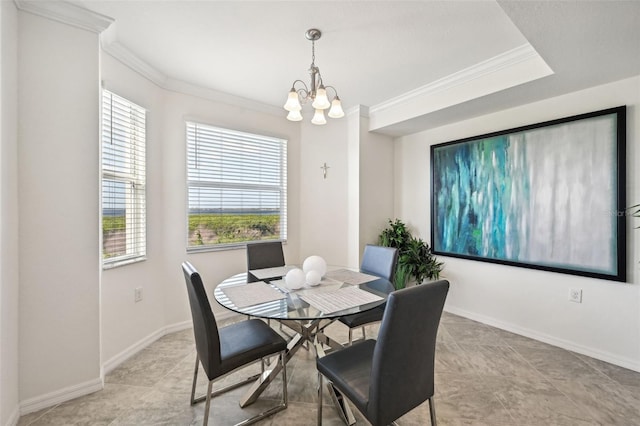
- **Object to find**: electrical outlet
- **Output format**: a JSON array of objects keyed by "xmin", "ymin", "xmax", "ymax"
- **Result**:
[
  {"xmin": 134, "ymin": 287, "xmax": 143, "ymax": 302},
  {"xmin": 568, "ymin": 288, "xmax": 582, "ymax": 303}
]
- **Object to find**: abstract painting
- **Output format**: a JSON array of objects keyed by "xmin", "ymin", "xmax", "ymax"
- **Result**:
[{"xmin": 431, "ymin": 106, "xmax": 626, "ymax": 282}]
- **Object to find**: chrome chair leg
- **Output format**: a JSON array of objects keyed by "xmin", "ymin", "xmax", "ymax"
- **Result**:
[
  {"xmin": 428, "ymin": 396, "xmax": 437, "ymax": 426},
  {"xmin": 198, "ymin": 351, "xmax": 287, "ymax": 425},
  {"xmin": 190, "ymin": 355, "xmax": 200, "ymax": 405},
  {"xmin": 203, "ymin": 380, "xmax": 213, "ymax": 426},
  {"xmin": 317, "ymin": 372, "xmax": 323, "ymax": 425},
  {"xmin": 281, "ymin": 350, "xmax": 288, "ymax": 407}
]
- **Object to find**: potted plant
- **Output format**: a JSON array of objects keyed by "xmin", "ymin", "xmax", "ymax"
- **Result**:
[{"xmin": 378, "ymin": 219, "xmax": 443, "ymax": 289}]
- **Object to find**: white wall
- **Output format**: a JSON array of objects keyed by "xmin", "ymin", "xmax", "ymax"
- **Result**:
[
  {"xmin": 0, "ymin": 1, "xmax": 19, "ymax": 424},
  {"xmin": 357, "ymin": 113, "xmax": 395, "ymax": 252},
  {"xmin": 297, "ymin": 107, "xmax": 395, "ymax": 269},
  {"xmin": 100, "ymin": 53, "xmax": 302, "ymax": 363},
  {"xmin": 100, "ymin": 54, "xmax": 168, "ymax": 368},
  {"xmin": 299, "ymin": 117, "xmax": 350, "ymax": 265},
  {"xmin": 17, "ymin": 11, "xmax": 102, "ymax": 406},
  {"xmin": 345, "ymin": 107, "xmax": 395, "ymax": 267},
  {"xmin": 395, "ymin": 76, "xmax": 640, "ymax": 370}
]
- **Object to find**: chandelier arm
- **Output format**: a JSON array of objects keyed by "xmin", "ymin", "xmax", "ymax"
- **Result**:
[
  {"xmin": 324, "ymin": 85, "xmax": 339, "ymax": 99},
  {"xmin": 291, "ymin": 79, "xmax": 311, "ymax": 103},
  {"xmin": 291, "ymin": 79, "xmax": 308, "ymax": 91}
]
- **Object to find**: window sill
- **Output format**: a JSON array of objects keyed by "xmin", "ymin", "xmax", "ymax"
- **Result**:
[
  {"xmin": 186, "ymin": 240, "xmax": 287, "ymax": 254},
  {"xmin": 103, "ymin": 256, "xmax": 147, "ymax": 270}
]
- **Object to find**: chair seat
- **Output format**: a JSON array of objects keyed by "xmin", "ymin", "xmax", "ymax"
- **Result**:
[
  {"xmin": 338, "ymin": 305, "xmax": 384, "ymax": 328},
  {"xmin": 317, "ymin": 281, "xmax": 449, "ymax": 426},
  {"xmin": 219, "ymin": 319, "xmax": 287, "ymax": 376},
  {"xmin": 316, "ymin": 339, "xmax": 376, "ymax": 416}
]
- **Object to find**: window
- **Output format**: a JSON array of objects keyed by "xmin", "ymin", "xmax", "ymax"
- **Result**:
[
  {"xmin": 186, "ymin": 122, "xmax": 287, "ymax": 250},
  {"xmin": 101, "ymin": 90, "xmax": 146, "ymax": 267}
]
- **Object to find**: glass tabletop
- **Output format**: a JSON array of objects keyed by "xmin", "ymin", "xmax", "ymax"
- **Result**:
[{"xmin": 213, "ymin": 268, "xmax": 394, "ymax": 321}]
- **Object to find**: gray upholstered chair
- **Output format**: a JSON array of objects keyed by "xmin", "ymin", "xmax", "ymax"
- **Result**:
[
  {"xmin": 246, "ymin": 241, "xmax": 285, "ymax": 282},
  {"xmin": 338, "ymin": 244, "xmax": 398, "ymax": 344},
  {"xmin": 182, "ymin": 261, "xmax": 288, "ymax": 426},
  {"xmin": 317, "ymin": 280, "xmax": 449, "ymax": 426}
]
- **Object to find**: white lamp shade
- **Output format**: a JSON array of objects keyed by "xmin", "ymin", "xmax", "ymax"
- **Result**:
[
  {"xmin": 286, "ymin": 110, "xmax": 303, "ymax": 121},
  {"xmin": 328, "ymin": 98, "xmax": 345, "ymax": 118},
  {"xmin": 306, "ymin": 270, "xmax": 322, "ymax": 286},
  {"xmin": 285, "ymin": 268, "xmax": 306, "ymax": 290},
  {"xmin": 312, "ymin": 87, "xmax": 330, "ymax": 110},
  {"xmin": 284, "ymin": 90, "xmax": 302, "ymax": 111},
  {"xmin": 303, "ymin": 255, "xmax": 327, "ymax": 277},
  {"xmin": 311, "ymin": 109, "xmax": 327, "ymax": 125}
]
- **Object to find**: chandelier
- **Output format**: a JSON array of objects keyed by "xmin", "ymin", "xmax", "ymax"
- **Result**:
[{"xmin": 283, "ymin": 28, "xmax": 344, "ymax": 125}]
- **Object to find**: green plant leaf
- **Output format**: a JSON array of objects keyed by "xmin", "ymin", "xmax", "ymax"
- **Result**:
[{"xmin": 378, "ymin": 218, "xmax": 444, "ymax": 287}]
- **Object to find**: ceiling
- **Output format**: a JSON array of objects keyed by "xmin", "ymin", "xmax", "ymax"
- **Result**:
[{"xmin": 74, "ymin": 0, "xmax": 640, "ymax": 136}]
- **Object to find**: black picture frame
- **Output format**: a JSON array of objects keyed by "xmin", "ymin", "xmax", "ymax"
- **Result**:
[{"xmin": 430, "ymin": 106, "xmax": 626, "ymax": 282}]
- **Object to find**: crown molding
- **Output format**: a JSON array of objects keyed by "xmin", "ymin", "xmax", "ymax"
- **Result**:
[
  {"xmin": 370, "ymin": 43, "xmax": 541, "ymax": 114},
  {"xmin": 346, "ymin": 105, "xmax": 369, "ymax": 118},
  {"xmin": 14, "ymin": 0, "xmax": 114, "ymax": 33},
  {"xmin": 101, "ymin": 43, "xmax": 283, "ymax": 117},
  {"xmin": 101, "ymin": 40, "xmax": 168, "ymax": 87},
  {"xmin": 165, "ymin": 78, "xmax": 284, "ymax": 116}
]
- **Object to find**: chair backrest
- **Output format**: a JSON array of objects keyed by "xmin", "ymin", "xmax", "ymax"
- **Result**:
[
  {"xmin": 368, "ymin": 280, "xmax": 449, "ymax": 426},
  {"xmin": 246, "ymin": 241, "xmax": 285, "ymax": 271},
  {"xmin": 360, "ymin": 244, "xmax": 398, "ymax": 283},
  {"xmin": 182, "ymin": 261, "xmax": 221, "ymax": 380}
]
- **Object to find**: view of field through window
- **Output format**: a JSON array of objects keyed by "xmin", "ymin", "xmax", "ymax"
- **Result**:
[
  {"xmin": 187, "ymin": 212, "xmax": 281, "ymax": 246},
  {"xmin": 103, "ymin": 213, "xmax": 126, "ymax": 259},
  {"xmin": 103, "ymin": 211, "xmax": 281, "ymax": 256}
]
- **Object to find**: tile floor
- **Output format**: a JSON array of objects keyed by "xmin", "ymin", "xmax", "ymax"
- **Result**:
[{"xmin": 18, "ymin": 312, "xmax": 640, "ymax": 425}]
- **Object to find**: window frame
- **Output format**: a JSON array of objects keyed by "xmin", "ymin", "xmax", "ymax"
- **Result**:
[
  {"xmin": 101, "ymin": 89, "xmax": 147, "ymax": 268},
  {"xmin": 185, "ymin": 121, "xmax": 288, "ymax": 252}
]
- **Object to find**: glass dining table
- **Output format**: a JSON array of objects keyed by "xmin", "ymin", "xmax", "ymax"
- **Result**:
[{"xmin": 213, "ymin": 266, "xmax": 394, "ymax": 425}]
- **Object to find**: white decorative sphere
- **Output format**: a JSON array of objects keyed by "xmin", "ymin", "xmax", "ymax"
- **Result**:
[
  {"xmin": 306, "ymin": 270, "xmax": 322, "ymax": 286},
  {"xmin": 302, "ymin": 255, "xmax": 327, "ymax": 277},
  {"xmin": 285, "ymin": 268, "xmax": 305, "ymax": 290}
]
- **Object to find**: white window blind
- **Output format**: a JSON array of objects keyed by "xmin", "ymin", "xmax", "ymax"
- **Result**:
[
  {"xmin": 186, "ymin": 122, "xmax": 287, "ymax": 250},
  {"xmin": 102, "ymin": 90, "xmax": 146, "ymax": 266}
]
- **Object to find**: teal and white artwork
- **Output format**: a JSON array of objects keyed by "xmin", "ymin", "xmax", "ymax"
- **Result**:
[{"xmin": 431, "ymin": 107, "xmax": 626, "ymax": 282}]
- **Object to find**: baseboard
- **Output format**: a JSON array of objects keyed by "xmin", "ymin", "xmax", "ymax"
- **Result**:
[
  {"xmin": 4, "ymin": 406, "xmax": 19, "ymax": 426},
  {"xmin": 102, "ymin": 320, "xmax": 193, "ymax": 375},
  {"xmin": 444, "ymin": 306, "xmax": 640, "ymax": 373},
  {"xmin": 101, "ymin": 312, "xmax": 242, "ymax": 376},
  {"xmin": 163, "ymin": 319, "xmax": 193, "ymax": 335},
  {"xmin": 19, "ymin": 377, "xmax": 103, "ymax": 416},
  {"xmin": 17, "ymin": 314, "xmax": 255, "ymax": 419}
]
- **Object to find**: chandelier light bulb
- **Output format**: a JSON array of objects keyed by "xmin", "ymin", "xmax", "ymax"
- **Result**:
[
  {"xmin": 311, "ymin": 109, "xmax": 327, "ymax": 125},
  {"xmin": 312, "ymin": 86, "xmax": 331, "ymax": 110},
  {"xmin": 284, "ymin": 89, "xmax": 302, "ymax": 111},
  {"xmin": 328, "ymin": 97, "xmax": 345, "ymax": 118},
  {"xmin": 286, "ymin": 109, "xmax": 303, "ymax": 121}
]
